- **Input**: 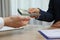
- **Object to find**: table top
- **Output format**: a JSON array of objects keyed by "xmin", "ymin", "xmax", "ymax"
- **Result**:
[
  {"xmin": 0, "ymin": 30, "xmax": 46, "ymax": 40},
  {"xmin": 0, "ymin": 25, "xmax": 59, "ymax": 40}
]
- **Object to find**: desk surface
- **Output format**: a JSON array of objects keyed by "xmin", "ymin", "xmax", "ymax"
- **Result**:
[
  {"xmin": 0, "ymin": 25, "xmax": 59, "ymax": 40},
  {"xmin": 0, "ymin": 30, "xmax": 46, "ymax": 40}
]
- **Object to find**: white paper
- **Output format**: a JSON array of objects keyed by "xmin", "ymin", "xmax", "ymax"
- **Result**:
[
  {"xmin": 0, "ymin": 26, "xmax": 24, "ymax": 32},
  {"xmin": 40, "ymin": 29, "xmax": 60, "ymax": 38}
]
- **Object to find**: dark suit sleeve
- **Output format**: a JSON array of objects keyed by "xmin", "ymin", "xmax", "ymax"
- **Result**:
[{"xmin": 37, "ymin": 0, "xmax": 55, "ymax": 22}]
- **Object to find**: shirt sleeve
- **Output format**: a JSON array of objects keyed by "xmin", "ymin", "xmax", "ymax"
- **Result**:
[
  {"xmin": 37, "ymin": 0, "xmax": 55, "ymax": 22},
  {"xmin": 0, "ymin": 17, "xmax": 4, "ymax": 28}
]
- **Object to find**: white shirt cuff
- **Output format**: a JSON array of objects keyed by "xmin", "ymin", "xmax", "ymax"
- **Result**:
[{"xmin": 0, "ymin": 17, "xmax": 4, "ymax": 28}]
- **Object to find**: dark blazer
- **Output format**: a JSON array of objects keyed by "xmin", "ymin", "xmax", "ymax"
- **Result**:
[{"xmin": 37, "ymin": 0, "xmax": 60, "ymax": 23}]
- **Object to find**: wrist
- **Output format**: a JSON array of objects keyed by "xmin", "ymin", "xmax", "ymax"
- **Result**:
[
  {"xmin": 4, "ymin": 17, "xmax": 9, "ymax": 26},
  {"xmin": 37, "ymin": 8, "xmax": 40, "ymax": 13},
  {"xmin": 35, "ymin": 8, "xmax": 41, "ymax": 19},
  {"xmin": 4, "ymin": 18, "xmax": 7, "ymax": 26}
]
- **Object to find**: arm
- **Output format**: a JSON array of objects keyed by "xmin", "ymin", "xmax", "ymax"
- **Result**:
[
  {"xmin": 0, "ymin": 16, "xmax": 30, "ymax": 29},
  {"xmin": 37, "ymin": 0, "xmax": 55, "ymax": 22}
]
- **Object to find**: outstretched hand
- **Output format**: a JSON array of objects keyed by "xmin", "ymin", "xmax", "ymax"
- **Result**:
[
  {"xmin": 28, "ymin": 8, "xmax": 40, "ymax": 18},
  {"xmin": 4, "ymin": 16, "xmax": 30, "ymax": 28}
]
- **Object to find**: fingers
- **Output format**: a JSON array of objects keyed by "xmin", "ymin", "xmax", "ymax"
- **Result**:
[
  {"xmin": 10, "ymin": 16, "xmax": 30, "ymax": 21},
  {"xmin": 28, "ymin": 8, "xmax": 40, "ymax": 13},
  {"xmin": 28, "ymin": 8, "xmax": 35, "ymax": 13}
]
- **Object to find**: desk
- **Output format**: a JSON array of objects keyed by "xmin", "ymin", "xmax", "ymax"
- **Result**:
[
  {"xmin": 0, "ymin": 30, "xmax": 46, "ymax": 40},
  {"xmin": 0, "ymin": 25, "xmax": 58, "ymax": 40}
]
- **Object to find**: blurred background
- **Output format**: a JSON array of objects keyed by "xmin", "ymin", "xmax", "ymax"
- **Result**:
[{"xmin": 0, "ymin": 0, "xmax": 53, "ymax": 27}]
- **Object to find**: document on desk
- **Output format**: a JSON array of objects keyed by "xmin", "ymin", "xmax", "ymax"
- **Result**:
[
  {"xmin": 0, "ymin": 26, "xmax": 24, "ymax": 32},
  {"xmin": 0, "ymin": 26, "xmax": 24, "ymax": 36},
  {"xmin": 38, "ymin": 29, "xmax": 60, "ymax": 39}
]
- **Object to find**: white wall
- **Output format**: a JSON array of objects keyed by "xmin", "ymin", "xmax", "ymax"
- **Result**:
[
  {"xmin": 0, "ymin": 0, "xmax": 2, "ymax": 17},
  {"xmin": 10, "ymin": 0, "xmax": 49, "ymax": 15},
  {"xmin": 10, "ymin": 0, "xmax": 18, "ymax": 15}
]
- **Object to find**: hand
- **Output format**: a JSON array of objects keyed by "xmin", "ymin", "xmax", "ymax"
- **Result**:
[
  {"xmin": 4, "ymin": 16, "xmax": 30, "ymax": 28},
  {"xmin": 28, "ymin": 8, "xmax": 40, "ymax": 18},
  {"xmin": 51, "ymin": 21, "xmax": 60, "ymax": 28}
]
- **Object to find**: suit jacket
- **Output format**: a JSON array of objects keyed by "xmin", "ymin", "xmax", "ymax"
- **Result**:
[{"xmin": 37, "ymin": 0, "xmax": 60, "ymax": 23}]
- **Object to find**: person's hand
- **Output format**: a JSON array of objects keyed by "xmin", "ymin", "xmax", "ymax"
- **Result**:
[
  {"xmin": 4, "ymin": 16, "xmax": 30, "ymax": 28},
  {"xmin": 28, "ymin": 8, "xmax": 40, "ymax": 18},
  {"xmin": 51, "ymin": 21, "xmax": 60, "ymax": 28}
]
